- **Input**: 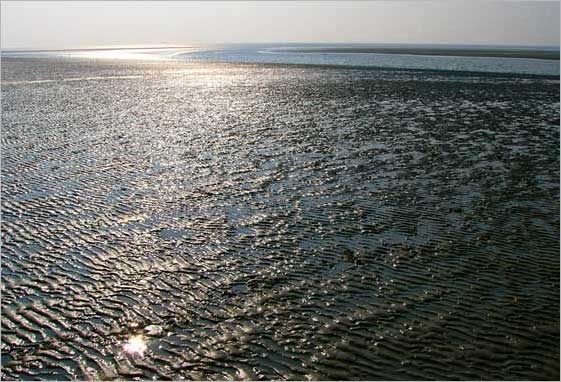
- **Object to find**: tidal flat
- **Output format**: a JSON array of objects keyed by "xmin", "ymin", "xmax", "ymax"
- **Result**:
[{"xmin": 1, "ymin": 56, "xmax": 559, "ymax": 380}]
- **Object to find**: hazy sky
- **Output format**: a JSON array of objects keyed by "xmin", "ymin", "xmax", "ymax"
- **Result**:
[{"xmin": 1, "ymin": 1, "xmax": 559, "ymax": 50}]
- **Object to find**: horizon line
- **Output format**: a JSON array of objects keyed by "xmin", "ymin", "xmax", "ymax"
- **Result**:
[{"xmin": 3, "ymin": 42, "xmax": 561, "ymax": 53}]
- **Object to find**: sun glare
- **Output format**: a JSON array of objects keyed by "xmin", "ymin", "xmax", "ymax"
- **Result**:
[{"xmin": 123, "ymin": 335, "xmax": 148, "ymax": 356}]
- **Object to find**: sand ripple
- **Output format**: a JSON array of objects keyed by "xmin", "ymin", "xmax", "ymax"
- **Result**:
[{"xmin": 1, "ymin": 57, "xmax": 559, "ymax": 380}]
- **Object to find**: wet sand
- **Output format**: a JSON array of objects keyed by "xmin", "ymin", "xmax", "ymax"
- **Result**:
[{"xmin": 1, "ymin": 56, "xmax": 559, "ymax": 380}]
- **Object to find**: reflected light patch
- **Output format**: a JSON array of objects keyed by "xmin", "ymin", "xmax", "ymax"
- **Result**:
[
  {"xmin": 123, "ymin": 335, "xmax": 148, "ymax": 356},
  {"xmin": 62, "ymin": 47, "xmax": 202, "ymax": 61},
  {"xmin": 70, "ymin": 49, "xmax": 164, "ymax": 61}
]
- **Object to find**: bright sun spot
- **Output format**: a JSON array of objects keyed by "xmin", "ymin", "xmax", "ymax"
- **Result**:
[{"xmin": 123, "ymin": 335, "xmax": 148, "ymax": 356}]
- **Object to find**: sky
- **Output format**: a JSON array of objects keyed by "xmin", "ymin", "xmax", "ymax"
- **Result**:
[{"xmin": 1, "ymin": 1, "xmax": 559, "ymax": 50}]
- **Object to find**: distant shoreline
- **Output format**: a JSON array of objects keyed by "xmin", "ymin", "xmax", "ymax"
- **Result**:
[{"xmin": 275, "ymin": 48, "xmax": 560, "ymax": 60}]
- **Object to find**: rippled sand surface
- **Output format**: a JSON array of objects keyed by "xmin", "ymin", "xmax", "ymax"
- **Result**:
[{"xmin": 1, "ymin": 57, "xmax": 559, "ymax": 380}]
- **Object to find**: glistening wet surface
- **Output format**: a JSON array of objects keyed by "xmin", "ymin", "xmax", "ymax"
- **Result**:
[{"xmin": 1, "ymin": 57, "xmax": 559, "ymax": 380}]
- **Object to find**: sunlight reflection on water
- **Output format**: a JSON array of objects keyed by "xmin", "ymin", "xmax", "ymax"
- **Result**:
[{"xmin": 123, "ymin": 335, "xmax": 148, "ymax": 357}]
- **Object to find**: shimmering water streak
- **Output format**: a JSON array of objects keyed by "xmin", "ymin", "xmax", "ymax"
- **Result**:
[{"xmin": 1, "ymin": 47, "xmax": 202, "ymax": 61}]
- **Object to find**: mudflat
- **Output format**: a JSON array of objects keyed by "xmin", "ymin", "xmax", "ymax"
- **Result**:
[{"xmin": 1, "ymin": 56, "xmax": 559, "ymax": 380}]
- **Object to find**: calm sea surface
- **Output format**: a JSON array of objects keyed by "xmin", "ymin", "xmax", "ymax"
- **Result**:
[
  {"xmin": 4, "ymin": 43, "xmax": 560, "ymax": 75},
  {"xmin": 174, "ymin": 43, "xmax": 561, "ymax": 76},
  {"xmin": 1, "ymin": 47, "xmax": 559, "ymax": 380}
]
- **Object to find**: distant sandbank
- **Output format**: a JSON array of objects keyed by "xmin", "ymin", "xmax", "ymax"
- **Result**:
[{"xmin": 277, "ymin": 47, "xmax": 560, "ymax": 60}]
